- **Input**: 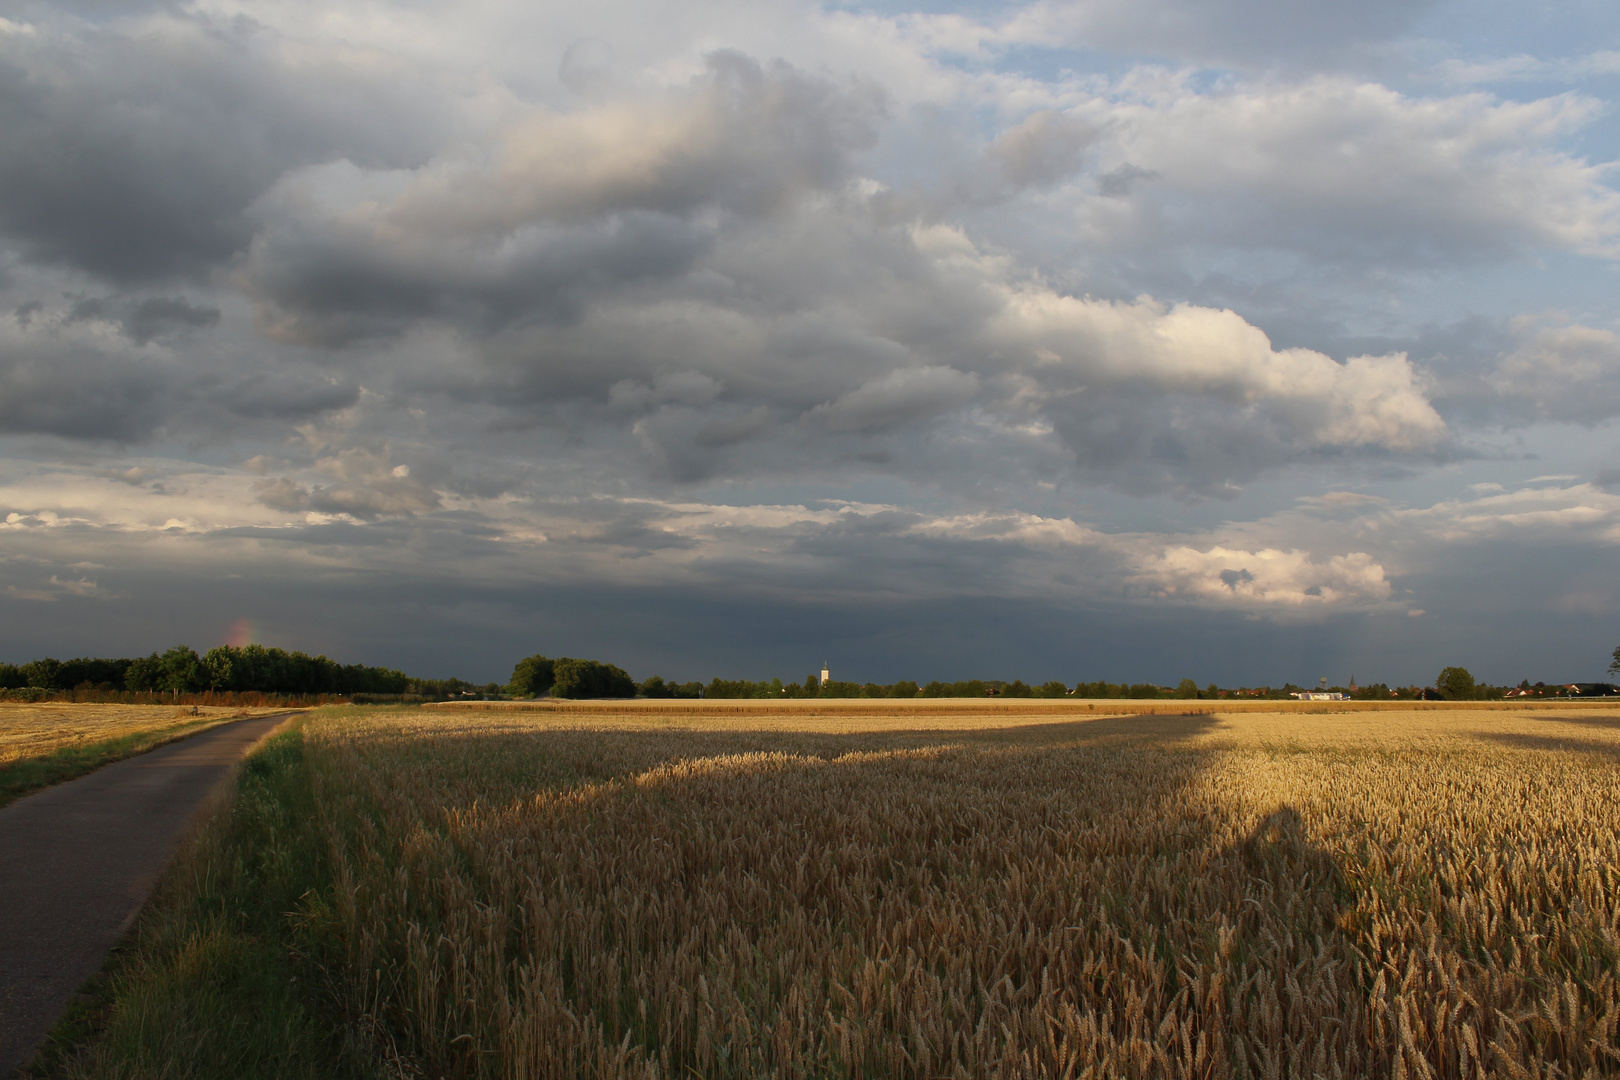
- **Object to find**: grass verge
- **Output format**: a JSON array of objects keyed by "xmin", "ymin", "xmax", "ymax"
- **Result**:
[
  {"xmin": 24, "ymin": 723, "xmax": 380, "ymax": 1080},
  {"xmin": 0, "ymin": 720, "xmax": 230, "ymax": 809}
]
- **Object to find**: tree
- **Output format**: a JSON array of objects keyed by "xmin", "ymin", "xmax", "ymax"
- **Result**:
[
  {"xmin": 158, "ymin": 646, "xmax": 204, "ymax": 692},
  {"xmin": 1610, "ymin": 645, "xmax": 1620, "ymax": 678},
  {"xmin": 1436, "ymin": 666, "xmax": 1476, "ymax": 701},
  {"xmin": 551, "ymin": 658, "xmax": 634, "ymax": 699},
  {"xmin": 507, "ymin": 655, "xmax": 555, "ymax": 698},
  {"xmin": 125, "ymin": 646, "xmax": 203, "ymax": 693},
  {"xmin": 1174, "ymin": 678, "xmax": 1199, "ymax": 699},
  {"xmin": 23, "ymin": 658, "xmax": 62, "ymax": 689},
  {"xmin": 125, "ymin": 654, "xmax": 162, "ymax": 692},
  {"xmin": 202, "ymin": 647, "xmax": 234, "ymax": 691}
]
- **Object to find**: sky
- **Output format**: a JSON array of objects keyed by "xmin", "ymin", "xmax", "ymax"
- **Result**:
[{"xmin": 0, "ymin": 0, "xmax": 1617, "ymax": 687}]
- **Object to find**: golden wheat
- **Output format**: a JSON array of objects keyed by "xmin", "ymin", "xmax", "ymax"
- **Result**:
[
  {"xmin": 294, "ymin": 704, "xmax": 1620, "ymax": 1078},
  {"xmin": 0, "ymin": 703, "xmax": 275, "ymax": 765}
]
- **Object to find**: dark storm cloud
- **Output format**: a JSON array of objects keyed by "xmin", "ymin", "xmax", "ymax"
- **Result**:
[
  {"xmin": 0, "ymin": 332, "xmax": 170, "ymax": 441},
  {"xmin": 223, "ymin": 373, "xmax": 360, "ymax": 419},
  {"xmin": 811, "ymin": 367, "xmax": 980, "ymax": 433},
  {"xmin": 0, "ymin": 366, "xmax": 164, "ymax": 441},
  {"xmin": 0, "ymin": 294, "xmax": 358, "ymax": 442},
  {"xmin": 67, "ymin": 295, "xmax": 220, "ymax": 344},
  {"xmin": 0, "ymin": 11, "xmax": 459, "ymax": 283},
  {"xmin": 6, "ymin": 488, "xmax": 1609, "ymax": 687},
  {"xmin": 242, "ymin": 210, "xmax": 714, "ymax": 346},
  {"xmin": 633, "ymin": 405, "xmax": 776, "ymax": 482},
  {"xmin": 123, "ymin": 298, "xmax": 220, "ymax": 345},
  {"xmin": 236, "ymin": 52, "xmax": 883, "ymax": 344},
  {"xmin": 0, "ymin": 25, "xmax": 283, "ymax": 281}
]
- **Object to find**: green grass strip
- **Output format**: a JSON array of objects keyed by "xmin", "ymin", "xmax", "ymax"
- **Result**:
[
  {"xmin": 26, "ymin": 725, "xmax": 380, "ymax": 1080},
  {"xmin": 0, "ymin": 721, "xmax": 235, "ymax": 809}
]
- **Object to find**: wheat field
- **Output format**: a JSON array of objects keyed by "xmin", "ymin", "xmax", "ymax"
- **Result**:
[{"xmin": 288, "ymin": 704, "xmax": 1620, "ymax": 1079}]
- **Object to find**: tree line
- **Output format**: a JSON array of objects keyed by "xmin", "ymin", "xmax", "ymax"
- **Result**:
[
  {"xmin": 508, "ymin": 657, "xmax": 1620, "ymax": 701},
  {"xmin": 9, "ymin": 645, "xmax": 1615, "ymax": 704},
  {"xmin": 0, "ymin": 645, "xmax": 481, "ymax": 699}
]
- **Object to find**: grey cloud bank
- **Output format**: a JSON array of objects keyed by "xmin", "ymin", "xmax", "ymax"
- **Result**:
[{"xmin": 0, "ymin": 0, "xmax": 1617, "ymax": 685}]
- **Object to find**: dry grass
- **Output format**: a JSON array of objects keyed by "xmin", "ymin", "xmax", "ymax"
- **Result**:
[
  {"xmin": 282, "ymin": 704, "xmax": 1620, "ymax": 1078},
  {"xmin": 0, "ymin": 703, "xmax": 279, "ymax": 765}
]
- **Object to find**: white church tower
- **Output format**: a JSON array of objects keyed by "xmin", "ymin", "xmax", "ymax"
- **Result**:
[{"xmin": 820, "ymin": 661, "xmax": 830, "ymax": 687}]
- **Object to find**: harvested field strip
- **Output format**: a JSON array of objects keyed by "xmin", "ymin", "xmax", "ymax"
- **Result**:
[
  {"xmin": 0, "ymin": 705, "xmax": 282, "ymax": 807},
  {"xmin": 0, "ymin": 704, "xmax": 266, "ymax": 764}
]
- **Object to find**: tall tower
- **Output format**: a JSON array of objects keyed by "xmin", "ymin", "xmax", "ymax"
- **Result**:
[{"xmin": 820, "ymin": 661, "xmax": 830, "ymax": 687}]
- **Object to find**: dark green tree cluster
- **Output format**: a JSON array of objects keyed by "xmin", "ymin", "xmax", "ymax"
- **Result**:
[
  {"xmin": 507, "ymin": 655, "xmax": 556, "ymax": 697},
  {"xmin": 552, "ymin": 658, "xmax": 635, "ymax": 699},
  {"xmin": 197, "ymin": 644, "xmax": 432, "ymax": 695},
  {"xmin": 507, "ymin": 654, "xmax": 635, "ymax": 699},
  {"xmin": 702, "ymin": 677, "xmax": 790, "ymax": 699},
  {"xmin": 919, "ymin": 680, "xmax": 991, "ymax": 697},
  {"xmin": 915, "ymin": 679, "xmax": 1066, "ymax": 697},
  {"xmin": 696, "ymin": 677, "xmax": 1156, "ymax": 699},
  {"xmin": 1435, "ymin": 666, "xmax": 1477, "ymax": 700},
  {"xmin": 128, "ymin": 646, "xmax": 207, "ymax": 692},
  {"xmin": 1349, "ymin": 682, "xmax": 1390, "ymax": 699},
  {"xmin": 637, "ymin": 676, "xmax": 704, "ymax": 698},
  {"xmin": 1070, "ymin": 681, "xmax": 1176, "ymax": 699},
  {"xmin": 823, "ymin": 679, "xmax": 922, "ymax": 698},
  {"xmin": 0, "ymin": 644, "xmax": 441, "ymax": 696},
  {"xmin": 0, "ymin": 656, "xmax": 134, "ymax": 691}
]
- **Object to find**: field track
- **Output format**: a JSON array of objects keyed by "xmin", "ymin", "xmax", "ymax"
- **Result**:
[{"xmin": 0, "ymin": 713, "xmax": 293, "ymax": 1077}]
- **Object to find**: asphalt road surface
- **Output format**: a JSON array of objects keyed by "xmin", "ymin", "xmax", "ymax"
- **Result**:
[{"xmin": 0, "ymin": 714, "xmax": 293, "ymax": 1076}]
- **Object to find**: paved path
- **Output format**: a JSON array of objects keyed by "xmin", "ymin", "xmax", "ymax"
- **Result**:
[{"xmin": 0, "ymin": 714, "xmax": 294, "ymax": 1076}]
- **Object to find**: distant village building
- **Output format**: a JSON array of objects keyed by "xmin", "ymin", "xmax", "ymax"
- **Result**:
[
  {"xmin": 820, "ymin": 662, "xmax": 830, "ymax": 687},
  {"xmin": 1291, "ymin": 692, "xmax": 1348, "ymax": 701}
]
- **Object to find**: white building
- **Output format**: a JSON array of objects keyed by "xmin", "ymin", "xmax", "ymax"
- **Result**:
[{"xmin": 820, "ymin": 662, "xmax": 830, "ymax": 687}]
